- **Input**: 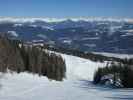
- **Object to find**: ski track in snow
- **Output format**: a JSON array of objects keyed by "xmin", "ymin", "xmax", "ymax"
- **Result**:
[{"xmin": 0, "ymin": 53, "xmax": 133, "ymax": 100}]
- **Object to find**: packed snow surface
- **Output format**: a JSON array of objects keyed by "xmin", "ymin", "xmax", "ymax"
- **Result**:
[{"xmin": 0, "ymin": 53, "xmax": 133, "ymax": 100}]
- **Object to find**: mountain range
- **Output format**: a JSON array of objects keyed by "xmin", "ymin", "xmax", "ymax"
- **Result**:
[{"xmin": 0, "ymin": 17, "xmax": 133, "ymax": 54}]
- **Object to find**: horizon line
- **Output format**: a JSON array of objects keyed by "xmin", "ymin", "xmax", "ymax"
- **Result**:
[{"xmin": 0, "ymin": 16, "xmax": 133, "ymax": 19}]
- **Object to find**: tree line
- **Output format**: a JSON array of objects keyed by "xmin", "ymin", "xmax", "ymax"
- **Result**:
[
  {"xmin": 93, "ymin": 59, "xmax": 133, "ymax": 88},
  {"xmin": 0, "ymin": 34, "xmax": 66, "ymax": 81},
  {"xmin": 42, "ymin": 43, "xmax": 133, "ymax": 64}
]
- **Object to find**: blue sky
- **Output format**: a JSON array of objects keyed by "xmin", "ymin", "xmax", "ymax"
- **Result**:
[{"xmin": 0, "ymin": 0, "xmax": 133, "ymax": 18}]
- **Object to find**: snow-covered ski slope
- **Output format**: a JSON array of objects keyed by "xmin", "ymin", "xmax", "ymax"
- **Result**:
[
  {"xmin": 0, "ymin": 53, "xmax": 133, "ymax": 100},
  {"xmin": 61, "ymin": 54, "xmax": 106, "ymax": 81}
]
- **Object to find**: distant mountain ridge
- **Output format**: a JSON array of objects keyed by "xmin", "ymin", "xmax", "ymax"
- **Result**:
[{"xmin": 0, "ymin": 17, "xmax": 133, "ymax": 54}]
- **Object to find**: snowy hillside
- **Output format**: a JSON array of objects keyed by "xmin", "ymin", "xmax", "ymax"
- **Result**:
[
  {"xmin": 0, "ymin": 53, "xmax": 133, "ymax": 100},
  {"xmin": 60, "ymin": 53, "xmax": 106, "ymax": 80}
]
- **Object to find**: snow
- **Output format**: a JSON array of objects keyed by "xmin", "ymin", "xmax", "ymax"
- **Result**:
[
  {"xmin": 123, "ymin": 29, "xmax": 133, "ymax": 33},
  {"xmin": 101, "ymin": 74, "xmax": 114, "ymax": 81},
  {"xmin": 84, "ymin": 44, "xmax": 96, "ymax": 48},
  {"xmin": 121, "ymin": 33, "xmax": 133, "ymax": 37},
  {"xmin": 62, "ymin": 40, "xmax": 72, "ymax": 44},
  {"xmin": 0, "ymin": 53, "xmax": 133, "ymax": 100},
  {"xmin": 93, "ymin": 52, "xmax": 133, "ymax": 59},
  {"xmin": 7, "ymin": 31, "xmax": 18, "ymax": 37},
  {"xmin": 13, "ymin": 23, "xmax": 23, "ymax": 27},
  {"xmin": 82, "ymin": 37, "xmax": 100, "ymax": 40},
  {"xmin": 61, "ymin": 54, "xmax": 106, "ymax": 80},
  {"xmin": 41, "ymin": 26, "xmax": 54, "ymax": 30},
  {"xmin": 29, "ymin": 25, "xmax": 38, "ymax": 28}
]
